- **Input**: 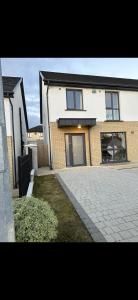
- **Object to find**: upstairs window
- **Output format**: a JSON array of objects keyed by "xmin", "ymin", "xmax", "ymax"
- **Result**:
[
  {"xmin": 105, "ymin": 92, "xmax": 120, "ymax": 121},
  {"xmin": 66, "ymin": 89, "xmax": 83, "ymax": 110}
]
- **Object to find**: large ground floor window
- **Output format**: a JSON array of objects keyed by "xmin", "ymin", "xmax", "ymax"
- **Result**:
[{"xmin": 101, "ymin": 132, "xmax": 127, "ymax": 163}]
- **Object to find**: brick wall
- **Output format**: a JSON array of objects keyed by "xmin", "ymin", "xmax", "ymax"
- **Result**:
[
  {"xmin": 7, "ymin": 136, "xmax": 14, "ymax": 187},
  {"xmin": 50, "ymin": 122, "xmax": 91, "ymax": 169},
  {"xmin": 50, "ymin": 121, "xmax": 138, "ymax": 169},
  {"xmin": 90, "ymin": 121, "xmax": 138, "ymax": 165}
]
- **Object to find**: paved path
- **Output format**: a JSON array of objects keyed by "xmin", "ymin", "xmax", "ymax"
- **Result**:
[{"xmin": 57, "ymin": 167, "xmax": 138, "ymax": 242}]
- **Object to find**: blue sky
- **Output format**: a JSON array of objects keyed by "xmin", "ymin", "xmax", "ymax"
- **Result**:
[{"xmin": 2, "ymin": 58, "xmax": 138, "ymax": 128}]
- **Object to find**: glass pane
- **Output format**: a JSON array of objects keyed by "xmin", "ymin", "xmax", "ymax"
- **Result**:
[
  {"xmin": 67, "ymin": 90, "xmax": 74, "ymax": 109},
  {"xmin": 102, "ymin": 149, "xmax": 114, "ymax": 163},
  {"xmin": 112, "ymin": 93, "xmax": 119, "ymax": 108},
  {"xmin": 101, "ymin": 133, "xmax": 113, "ymax": 149},
  {"xmin": 105, "ymin": 92, "xmax": 112, "ymax": 108},
  {"xmin": 72, "ymin": 135, "xmax": 84, "ymax": 166},
  {"xmin": 106, "ymin": 109, "xmax": 113, "ymax": 120},
  {"xmin": 113, "ymin": 110, "xmax": 119, "ymax": 120},
  {"xmin": 114, "ymin": 148, "xmax": 126, "ymax": 161},
  {"xmin": 113, "ymin": 132, "xmax": 126, "ymax": 149},
  {"xmin": 65, "ymin": 135, "xmax": 71, "ymax": 166},
  {"xmin": 118, "ymin": 133, "xmax": 126, "ymax": 148},
  {"xmin": 113, "ymin": 133, "xmax": 123, "ymax": 148},
  {"xmin": 75, "ymin": 91, "xmax": 82, "ymax": 109},
  {"xmin": 113, "ymin": 133, "xmax": 126, "ymax": 162}
]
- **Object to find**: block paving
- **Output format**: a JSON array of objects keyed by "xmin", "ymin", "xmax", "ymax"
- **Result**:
[{"xmin": 57, "ymin": 167, "xmax": 138, "ymax": 242}]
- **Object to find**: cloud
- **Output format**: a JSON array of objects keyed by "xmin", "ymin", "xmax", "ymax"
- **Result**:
[
  {"xmin": 28, "ymin": 111, "xmax": 40, "ymax": 117},
  {"xmin": 26, "ymin": 95, "xmax": 39, "ymax": 103}
]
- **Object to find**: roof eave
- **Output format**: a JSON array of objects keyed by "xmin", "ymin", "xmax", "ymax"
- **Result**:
[
  {"xmin": 43, "ymin": 79, "xmax": 138, "ymax": 91},
  {"xmin": 4, "ymin": 92, "xmax": 14, "ymax": 98}
]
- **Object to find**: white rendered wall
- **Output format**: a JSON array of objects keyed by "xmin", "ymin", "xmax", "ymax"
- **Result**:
[
  {"xmin": 119, "ymin": 90, "xmax": 138, "ymax": 121},
  {"xmin": 45, "ymin": 86, "xmax": 138, "ymax": 122},
  {"xmin": 11, "ymin": 81, "xmax": 28, "ymax": 182},
  {"xmin": 4, "ymin": 98, "xmax": 12, "ymax": 136},
  {"xmin": 42, "ymin": 81, "xmax": 50, "ymax": 165}
]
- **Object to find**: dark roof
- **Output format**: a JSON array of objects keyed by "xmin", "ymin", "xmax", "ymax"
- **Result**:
[
  {"xmin": 2, "ymin": 76, "xmax": 28, "ymax": 130},
  {"xmin": 40, "ymin": 71, "xmax": 138, "ymax": 90},
  {"xmin": 39, "ymin": 70, "xmax": 138, "ymax": 123},
  {"xmin": 28, "ymin": 125, "xmax": 43, "ymax": 133},
  {"xmin": 2, "ymin": 76, "xmax": 21, "ymax": 95}
]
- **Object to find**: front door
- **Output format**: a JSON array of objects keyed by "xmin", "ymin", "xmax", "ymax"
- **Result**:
[{"xmin": 65, "ymin": 133, "xmax": 86, "ymax": 167}]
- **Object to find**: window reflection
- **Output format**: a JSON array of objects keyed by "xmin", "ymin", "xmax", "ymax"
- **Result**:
[{"xmin": 101, "ymin": 132, "xmax": 127, "ymax": 163}]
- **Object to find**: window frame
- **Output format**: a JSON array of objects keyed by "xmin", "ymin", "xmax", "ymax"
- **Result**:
[
  {"xmin": 100, "ymin": 132, "xmax": 128, "ymax": 163},
  {"xmin": 105, "ymin": 91, "xmax": 120, "ymax": 121},
  {"xmin": 66, "ymin": 89, "xmax": 84, "ymax": 111}
]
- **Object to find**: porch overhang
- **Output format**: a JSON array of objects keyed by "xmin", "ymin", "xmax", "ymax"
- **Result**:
[{"xmin": 58, "ymin": 118, "xmax": 96, "ymax": 128}]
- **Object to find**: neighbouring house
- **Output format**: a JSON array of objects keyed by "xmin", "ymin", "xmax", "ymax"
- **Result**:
[
  {"xmin": 39, "ymin": 71, "xmax": 138, "ymax": 169},
  {"xmin": 27, "ymin": 125, "xmax": 43, "ymax": 142},
  {"xmin": 3, "ymin": 76, "xmax": 28, "ymax": 188}
]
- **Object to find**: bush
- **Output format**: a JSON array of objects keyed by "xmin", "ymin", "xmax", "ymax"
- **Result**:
[{"xmin": 13, "ymin": 197, "xmax": 58, "ymax": 242}]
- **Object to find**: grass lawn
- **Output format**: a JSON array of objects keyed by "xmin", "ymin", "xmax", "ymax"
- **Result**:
[{"xmin": 33, "ymin": 175, "xmax": 93, "ymax": 242}]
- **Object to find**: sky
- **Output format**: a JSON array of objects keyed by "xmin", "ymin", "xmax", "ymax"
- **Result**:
[{"xmin": 2, "ymin": 58, "xmax": 138, "ymax": 128}]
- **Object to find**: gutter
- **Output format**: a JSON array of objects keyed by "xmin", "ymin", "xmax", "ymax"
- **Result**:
[
  {"xmin": 9, "ymin": 98, "xmax": 17, "ymax": 188},
  {"xmin": 46, "ymin": 81, "xmax": 52, "ymax": 169},
  {"xmin": 43, "ymin": 80, "xmax": 138, "ymax": 91}
]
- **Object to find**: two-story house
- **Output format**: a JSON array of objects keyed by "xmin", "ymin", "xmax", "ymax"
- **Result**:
[
  {"xmin": 3, "ymin": 76, "xmax": 28, "ymax": 187},
  {"xmin": 39, "ymin": 71, "xmax": 138, "ymax": 169}
]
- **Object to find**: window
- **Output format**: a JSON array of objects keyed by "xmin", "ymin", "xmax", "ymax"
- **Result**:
[
  {"xmin": 66, "ymin": 89, "xmax": 83, "ymax": 110},
  {"xmin": 101, "ymin": 132, "xmax": 127, "ymax": 163},
  {"xmin": 105, "ymin": 92, "xmax": 120, "ymax": 120}
]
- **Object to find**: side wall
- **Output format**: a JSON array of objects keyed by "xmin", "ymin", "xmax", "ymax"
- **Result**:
[
  {"xmin": 4, "ymin": 98, "xmax": 14, "ymax": 186},
  {"xmin": 11, "ymin": 82, "xmax": 27, "ymax": 182},
  {"xmin": 7, "ymin": 136, "xmax": 14, "ymax": 187},
  {"xmin": 42, "ymin": 81, "xmax": 50, "ymax": 165}
]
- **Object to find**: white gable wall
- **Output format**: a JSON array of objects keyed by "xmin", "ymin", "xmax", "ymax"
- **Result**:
[
  {"xmin": 42, "ymin": 81, "xmax": 50, "ymax": 165},
  {"xmin": 4, "ymin": 97, "xmax": 12, "ymax": 136},
  {"xmin": 10, "ymin": 81, "xmax": 27, "ymax": 182}
]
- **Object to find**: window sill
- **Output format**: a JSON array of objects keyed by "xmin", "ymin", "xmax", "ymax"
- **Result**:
[
  {"xmin": 104, "ymin": 120, "xmax": 123, "ymax": 122},
  {"xmin": 100, "ymin": 160, "xmax": 130, "ymax": 165},
  {"xmin": 65, "ymin": 109, "xmax": 87, "ymax": 111}
]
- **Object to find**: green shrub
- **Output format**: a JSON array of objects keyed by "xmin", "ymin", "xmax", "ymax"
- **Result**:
[{"xmin": 13, "ymin": 197, "xmax": 58, "ymax": 242}]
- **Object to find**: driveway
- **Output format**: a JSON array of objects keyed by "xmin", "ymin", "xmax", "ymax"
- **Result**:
[{"xmin": 57, "ymin": 167, "xmax": 138, "ymax": 242}]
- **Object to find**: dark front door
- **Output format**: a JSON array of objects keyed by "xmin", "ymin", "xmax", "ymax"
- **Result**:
[{"xmin": 65, "ymin": 133, "xmax": 86, "ymax": 167}]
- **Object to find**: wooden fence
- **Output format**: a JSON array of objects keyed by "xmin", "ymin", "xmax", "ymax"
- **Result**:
[{"xmin": 37, "ymin": 140, "xmax": 48, "ymax": 167}]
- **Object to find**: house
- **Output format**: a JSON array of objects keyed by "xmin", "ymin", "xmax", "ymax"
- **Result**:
[
  {"xmin": 3, "ymin": 76, "xmax": 28, "ymax": 187},
  {"xmin": 27, "ymin": 125, "xmax": 43, "ymax": 142},
  {"xmin": 39, "ymin": 71, "xmax": 138, "ymax": 169}
]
